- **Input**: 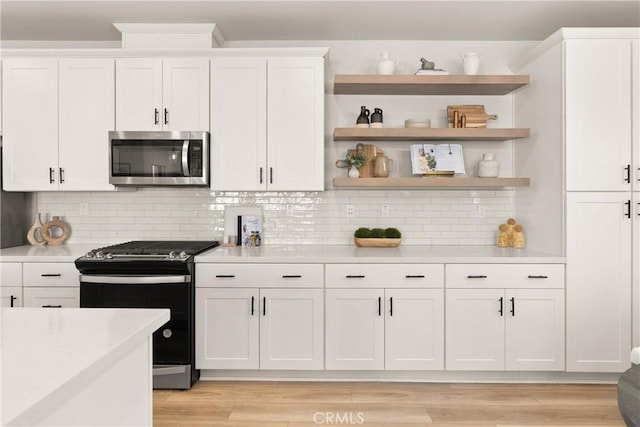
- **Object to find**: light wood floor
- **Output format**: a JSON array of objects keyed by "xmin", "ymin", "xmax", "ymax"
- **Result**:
[{"xmin": 153, "ymin": 381, "xmax": 625, "ymax": 426}]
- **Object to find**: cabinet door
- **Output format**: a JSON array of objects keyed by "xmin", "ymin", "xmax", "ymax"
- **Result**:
[
  {"xmin": 267, "ymin": 57, "xmax": 324, "ymax": 191},
  {"xmin": 634, "ymin": 39, "xmax": 640, "ymax": 190},
  {"xmin": 0, "ymin": 287, "xmax": 22, "ymax": 307},
  {"xmin": 2, "ymin": 59, "xmax": 58, "ymax": 191},
  {"xmin": 505, "ymin": 289, "xmax": 565, "ymax": 371},
  {"xmin": 115, "ymin": 59, "xmax": 162, "ymax": 131},
  {"xmin": 23, "ymin": 287, "xmax": 79, "ymax": 308},
  {"xmin": 260, "ymin": 288, "xmax": 323, "ymax": 370},
  {"xmin": 325, "ymin": 289, "xmax": 384, "ymax": 370},
  {"xmin": 445, "ymin": 289, "xmax": 505, "ymax": 370},
  {"xmin": 210, "ymin": 58, "xmax": 267, "ymax": 191},
  {"xmin": 385, "ymin": 289, "xmax": 444, "ymax": 370},
  {"xmin": 565, "ymin": 39, "xmax": 632, "ymax": 191},
  {"xmin": 195, "ymin": 288, "xmax": 259, "ymax": 369},
  {"xmin": 162, "ymin": 59, "xmax": 209, "ymax": 131},
  {"xmin": 566, "ymin": 192, "xmax": 632, "ymax": 372},
  {"xmin": 59, "ymin": 59, "xmax": 115, "ymax": 191}
]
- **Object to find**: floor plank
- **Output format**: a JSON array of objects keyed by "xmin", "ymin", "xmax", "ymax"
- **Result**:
[{"xmin": 153, "ymin": 381, "xmax": 626, "ymax": 427}]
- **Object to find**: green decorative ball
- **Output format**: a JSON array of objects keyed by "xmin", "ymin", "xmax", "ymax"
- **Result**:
[
  {"xmin": 383, "ymin": 227, "xmax": 402, "ymax": 238},
  {"xmin": 354, "ymin": 227, "xmax": 371, "ymax": 238},
  {"xmin": 369, "ymin": 228, "xmax": 385, "ymax": 238}
]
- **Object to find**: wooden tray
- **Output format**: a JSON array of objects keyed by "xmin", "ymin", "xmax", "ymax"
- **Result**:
[
  {"xmin": 447, "ymin": 105, "xmax": 498, "ymax": 128},
  {"xmin": 354, "ymin": 237, "xmax": 401, "ymax": 247}
]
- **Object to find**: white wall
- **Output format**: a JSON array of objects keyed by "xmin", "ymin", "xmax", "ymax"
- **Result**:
[{"xmin": 35, "ymin": 39, "xmax": 537, "ymax": 245}]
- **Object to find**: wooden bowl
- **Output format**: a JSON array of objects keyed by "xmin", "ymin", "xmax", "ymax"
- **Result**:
[{"xmin": 354, "ymin": 237, "xmax": 401, "ymax": 247}]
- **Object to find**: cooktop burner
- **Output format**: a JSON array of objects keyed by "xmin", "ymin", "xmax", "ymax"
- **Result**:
[{"xmin": 78, "ymin": 240, "xmax": 220, "ymax": 263}]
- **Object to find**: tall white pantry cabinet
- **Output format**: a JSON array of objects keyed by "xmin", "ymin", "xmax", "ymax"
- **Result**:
[{"xmin": 513, "ymin": 28, "xmax": 640, "ymax": 372}]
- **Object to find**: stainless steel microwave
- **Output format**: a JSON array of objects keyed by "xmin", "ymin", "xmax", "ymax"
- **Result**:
[{"xmin": 109, "ymin": 131, "xmax": 209, "ymax": 186}]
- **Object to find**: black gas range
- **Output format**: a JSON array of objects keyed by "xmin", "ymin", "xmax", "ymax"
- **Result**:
[{"xmin": 75, "ymin": 240, "xmax": 219, "ymax": 389}]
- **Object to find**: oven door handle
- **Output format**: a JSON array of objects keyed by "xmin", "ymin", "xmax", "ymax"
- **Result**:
[{"xmin": 80, "ymin": 275, "xmax": 191, "ymax": 284}]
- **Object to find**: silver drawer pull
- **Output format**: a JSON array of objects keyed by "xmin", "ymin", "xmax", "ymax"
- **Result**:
[{"xmin": 527, "ymin": 275, "xmax": 548, "ymax": 279}]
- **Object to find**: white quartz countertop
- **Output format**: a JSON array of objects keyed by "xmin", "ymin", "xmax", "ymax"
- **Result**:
[
  {"xmin": 1, "ymin": 308, "xmax": 170, "ymax": 426},
  {"xmin": 196, "ymin": 244, "xmax": 565, "ymax": 264},
  {"xmin": 0, "ymin": 244, "xmax": 99, "ymax": 262}
]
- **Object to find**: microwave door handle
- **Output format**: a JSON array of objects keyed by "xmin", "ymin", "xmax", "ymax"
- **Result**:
[{"xmin": 182, "ymin": 140, "xmax": 190, "ymax": 177}]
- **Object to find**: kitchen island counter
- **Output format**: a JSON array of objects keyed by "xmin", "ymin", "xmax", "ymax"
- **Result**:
[
  {"xmin": 1, "ymin": 307, "xmax": 169, "ymax": 426},
  {"xmin": 196, "ymin": 244, "xmax": 565, "ymax": 264}
]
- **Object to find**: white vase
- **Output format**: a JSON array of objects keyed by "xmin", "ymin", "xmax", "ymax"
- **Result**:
[
  {"xmin": 462, "ymin": 52, "xmax": 480, "ymax": 75},
  {"xmin": 478, "ymin": 153, "xmax": 498, "ymax": 177},
  {"xmin": 348, "ymin": 165, "xmax": 360, "ymax": 178},
  {"xmin": 377, "ymin": 52, "xmax": 398, "ymax": 75}
]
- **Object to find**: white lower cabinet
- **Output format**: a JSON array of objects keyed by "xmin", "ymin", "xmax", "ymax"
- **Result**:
[
  {"xmin": 195, "ymin": 263, "xmax": 324, "ymax": 370},
  {"xmin": 325, "ymin": 288, "xmax": 444, "ymax": 371},
  {"xmin": 566, "ymin": 192, "xmax": 633, "ymax": 372},
  {"xmin": 1, "ymin": 287, "xmax": 22, "ymax": 307},
  {"xmin": 1, "ymin": 263, "xmax": 22, "ymax": 307},
  {"xmin": 23, "ymin": 287, "xmax": 79, "ymax": 308},
  {"xmin": 325, "ymin": 264, "xmax": 445, "ymax": 370},
  {"xmin": 445, "ymin": 264, "xmax": 565, "ymax": 371},
  {"xmin": 22, "ymin": 262, "xmax": 80, "ymax": 308}
]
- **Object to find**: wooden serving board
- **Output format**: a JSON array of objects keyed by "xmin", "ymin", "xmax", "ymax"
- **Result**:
[
  {"xmin": 348, "ymin": 144, "xmax": 380, "ymax": 178},
  {"xmin": 447, "ymin": 105, "xmax": 498, "ymax": 128},
  {"xmin": 354, "ymin": 237, "xmax": 401, "ymax": 247}
]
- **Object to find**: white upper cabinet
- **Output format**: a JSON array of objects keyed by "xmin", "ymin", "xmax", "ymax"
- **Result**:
[
  {"xmin": 266, "ymin": 58, "xmax": 324, "ymax": 191},
  {"xmin": 59, "ymin": 59, "xmax": 115, "ymax": 191},
  {"xmin": 116, "ymin": 58, "xmax": 209, "ymax": 131},
  {"xmin": 211, "ymin": 58, "xmax": 267, "ymax": 191},
  {"xmin": 2, "ymin": 59, "xmax": 58, "ymax": 191},
  {"xmin": 565, "ymin": 39, "xmax": 633, "ymax": 191},
  {"xmin": 210, "ymin": 56, "xmax": 324, "ymax": 191},
  {"xmin": 3, "ymin": 59, "xmax": 115, "ymax": 192}
]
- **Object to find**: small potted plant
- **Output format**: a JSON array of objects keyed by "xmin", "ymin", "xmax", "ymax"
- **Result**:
[
  {"xmin": 353, "ymin": 227, "xmax": 402, "ymax": 247},
  {"xmin": 345, "ymin": 152, "xmax": 366, "ymax": 178}
]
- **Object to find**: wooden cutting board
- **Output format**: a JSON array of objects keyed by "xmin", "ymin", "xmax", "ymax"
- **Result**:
[
  {"xmin": 447, "ymin": 105, "xmax": 498, "ymax": 128},
  {"xmin": 348, "ymin": 144, "xmax": 380, "ymax": 177}
]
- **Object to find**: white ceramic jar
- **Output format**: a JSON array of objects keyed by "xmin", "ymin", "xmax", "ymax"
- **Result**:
[
  {"xmin": 478, "ymin": 153, "xmax": 498, "ymax": 177},
  {"xmin": 377, "ymin": 52, "xmax": 399, "ymax": 75},
  {"xmin": 462, "ymin": 52, "xmax": 480, "ymax": 75}
]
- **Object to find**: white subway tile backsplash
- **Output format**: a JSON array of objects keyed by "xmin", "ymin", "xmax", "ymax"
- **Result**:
[{"xmin": 36, "ymin": 188, "xmax": 514, "ymax": 245}]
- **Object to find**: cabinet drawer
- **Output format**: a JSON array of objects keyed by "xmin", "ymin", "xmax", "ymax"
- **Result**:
[
  {"xmin": 23, "ymin": 263, "xmax": 80, "ymax": 287},
  {"xmin": 1, "ymin": 263, "xmax": 22, "ymax": 285},
  {"xmin": 325, "ymin": 264, "xmax": 444, "ymax": 288},
  {"xmin": 446, "ymin": 264, "xmax": 564, "ymax": 289},
  {"xmin": 197, "ymin": 264, "xmax": 323, "ymax": 288},
  {"xmin": 23, "ymin": 287, "xmax": 80, "ymax": 308}
]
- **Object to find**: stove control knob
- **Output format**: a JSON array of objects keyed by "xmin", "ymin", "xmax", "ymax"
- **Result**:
[
  {"xmin": 106, "ymin": 253, "xmax": 113, "ymax": 259},
  {"xmin": 168, "ymin": 251, "xmax": 177, "ymax": 259},
  {"xmin": 95, "ymin": 251, "xmax": 104, "ymax": 259},
  {"xmin": 85, "ymin": 252, "xmax": 94, "ymax": 258},
  {"xmin": 179, "ymin": 251, "xmax": 188, "ymax": 259}
]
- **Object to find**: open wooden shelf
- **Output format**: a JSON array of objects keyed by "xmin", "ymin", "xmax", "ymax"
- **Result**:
[
  {"xmin": 333, "ymin": 127, "xmax": 530, "ymax": 141},
  {"xmin": 334, "ymin": 74, "xmax": 530, "ymax": 96},
  {"xmin": 333, "ymin": 177, "xmax": 530, "ymax": 188}
]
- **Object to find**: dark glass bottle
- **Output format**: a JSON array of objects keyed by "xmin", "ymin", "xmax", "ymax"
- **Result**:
[{"xmin": 356, "ymin": 106, "xmax": 370, "ymax": 127}]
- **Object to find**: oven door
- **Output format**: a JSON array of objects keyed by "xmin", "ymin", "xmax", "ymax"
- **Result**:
[{"xmin": 79, "ymin": 274, "xmax": 192, "ymax": 365}]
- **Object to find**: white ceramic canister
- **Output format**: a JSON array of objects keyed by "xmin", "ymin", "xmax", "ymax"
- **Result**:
[
  {"xmin": 462, "ymin": 52, "xmax": 480, "ymax": 75},
  {"xmin": 377, "ymin": 52, "xmax": 399, "ymax": 75},
  {"xmin": 478, "ymin": 153, "xmax": 498, "ymax": 177}
]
